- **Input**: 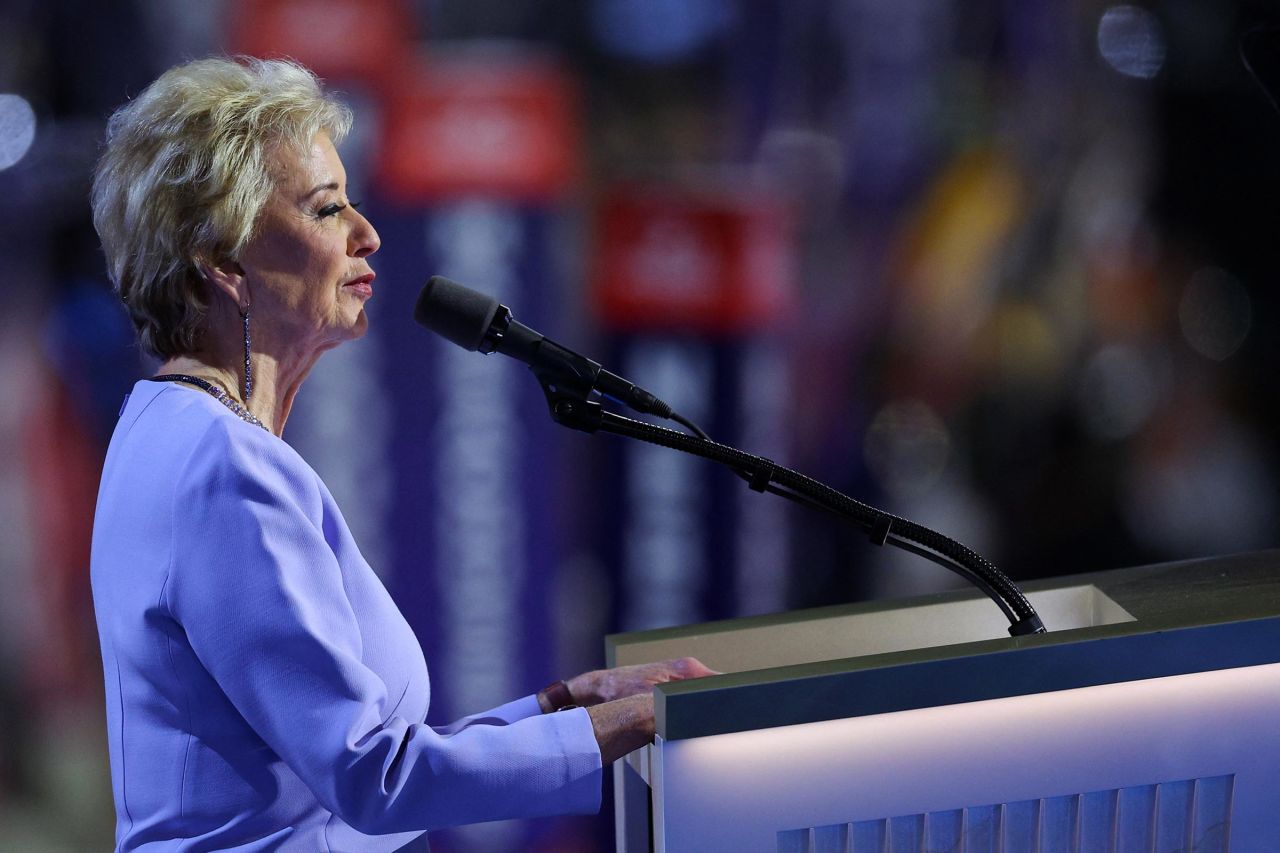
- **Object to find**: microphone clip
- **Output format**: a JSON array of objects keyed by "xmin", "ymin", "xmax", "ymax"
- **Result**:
[{"xmin": 535, "ymin": 369, "xmax": 605, "ymax": 433}]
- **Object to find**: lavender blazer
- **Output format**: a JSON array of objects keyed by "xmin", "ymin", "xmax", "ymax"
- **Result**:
[{"xmin": 90, "ymin": 381, "xmax": 601, "ymax": 851}]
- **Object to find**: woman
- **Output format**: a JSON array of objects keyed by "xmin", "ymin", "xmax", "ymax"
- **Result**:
[{"xmin": 89, "ymin": 56, "xmax": 712, "ymax": 851}]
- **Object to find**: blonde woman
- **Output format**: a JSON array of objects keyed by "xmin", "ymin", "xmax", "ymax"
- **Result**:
[{"xmin": 90, "ymin": 56, "xmax": 711, "ymax": 851}]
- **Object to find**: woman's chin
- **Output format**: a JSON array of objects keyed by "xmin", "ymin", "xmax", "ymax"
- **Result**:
[{"xmin": 343, "ymin": 309, "xmax": 369, "ymax": 341}]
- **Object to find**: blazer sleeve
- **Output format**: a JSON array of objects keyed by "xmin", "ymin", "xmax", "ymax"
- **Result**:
[
  {"xmin": 164, "ymin": 422, "xmax": 601, "ymax": 834},
  {"xmin": 433, "ymin": 695, "xmax": 543, "ymax": 735}
]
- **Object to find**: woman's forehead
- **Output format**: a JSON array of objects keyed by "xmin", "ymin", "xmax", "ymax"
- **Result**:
[{"xmin": 270, "ymin": 133, "xmax": 345, "ymax": 198}]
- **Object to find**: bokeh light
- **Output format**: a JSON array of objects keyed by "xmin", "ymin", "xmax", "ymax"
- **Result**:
[
  {"xmin": 864, "ymin": 399, "xmax": 951, "ymax": 499},
  {"xmin": 1179, "ymin": 266, "xmax": 1252, "ymax": 362},
  {"xmin": 1075, "ymin": 343, "xmax": 1166, "ymax": 441},
  {"xmin": 0, "ymin": 94, "xmax": 36, "ymax": 170},
  {"xmin": 591, "ymin": 0, "xmax": 733, "ymax": 62},
  {"xmin": 1098, "ymin": 5, "xmax": 1167, "ymax": 80}
]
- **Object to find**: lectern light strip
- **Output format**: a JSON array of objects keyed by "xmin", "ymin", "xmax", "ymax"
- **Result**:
[{"xmin": 776, "ymin": 774, "xmax": 1234, "ymax": 853}]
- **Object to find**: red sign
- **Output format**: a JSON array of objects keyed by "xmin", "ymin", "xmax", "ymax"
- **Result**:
[
  {"xmin": 228, "ymin": 0, "xmax": 414, "ymax": 88},
  {"xmin": 376, "ymin": 54, "xmax": 580, "ymax": 202},
  {"xmin": 592, "ymin": 186, "xmax": 794, "ymax": 334}
]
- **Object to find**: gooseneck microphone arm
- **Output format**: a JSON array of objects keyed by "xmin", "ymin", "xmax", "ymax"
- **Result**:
[
  {"xmin": 545, "ymin": 396, "xmax": 1045, "ymax": 637},
  {"xmin": 414, "ymin": 276, "xmax": 1046, "ymax": 636}
]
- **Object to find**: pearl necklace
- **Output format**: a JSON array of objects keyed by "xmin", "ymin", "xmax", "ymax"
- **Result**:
[{"xmin": 152, "ymin": 374, "xmax": 268, "ymax": 431}]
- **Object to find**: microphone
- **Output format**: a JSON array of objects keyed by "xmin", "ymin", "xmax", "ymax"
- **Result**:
[{"xmin": 414, "ymin": 275, "xmax": 674, "ymax": 419}]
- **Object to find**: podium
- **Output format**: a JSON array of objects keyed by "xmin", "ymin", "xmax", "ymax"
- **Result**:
[{"xmin": 606, "ymin": 551, "xmax": 1280, "ymax": 852}]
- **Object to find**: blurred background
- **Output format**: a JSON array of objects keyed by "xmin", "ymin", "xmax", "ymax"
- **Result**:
[{"xmin": 3, "ymin": 0, "xmax": 1280, "ymax": 849}]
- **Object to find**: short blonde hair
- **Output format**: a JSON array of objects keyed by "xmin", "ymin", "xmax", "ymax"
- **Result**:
[{"xmin": 91, "ymin": 56, "xmax": 352, "ymax": 359}]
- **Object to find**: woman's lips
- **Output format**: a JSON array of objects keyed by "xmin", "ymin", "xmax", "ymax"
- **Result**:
[{"xmin": 343, "ymin": 273, "xmax": 375, "ymax": 299}]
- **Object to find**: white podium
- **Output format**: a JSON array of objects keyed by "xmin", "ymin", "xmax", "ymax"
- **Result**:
[{"xmin": 606, "ymin": 552, "xmax": 1280, "ymax": 852}]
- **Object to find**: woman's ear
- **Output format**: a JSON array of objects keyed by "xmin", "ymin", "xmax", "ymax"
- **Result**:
[{"xmin": 197, "ymin": 258, "xmax": 248, "ymax": 307}]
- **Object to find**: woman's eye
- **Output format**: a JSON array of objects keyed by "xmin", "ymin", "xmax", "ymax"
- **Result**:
[{"xmin": 318, "ymin": 201, "xmax": 361, "ymax": 219}]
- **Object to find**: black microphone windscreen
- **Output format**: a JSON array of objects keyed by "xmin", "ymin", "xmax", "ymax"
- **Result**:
[{"xmin": 414, "ymin": 276, "xmax": 501, "ymax": 352}]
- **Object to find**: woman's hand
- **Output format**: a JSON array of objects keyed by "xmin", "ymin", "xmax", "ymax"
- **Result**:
[
  {"xmin": 547, "ymin": 658, "xmax": 717, "ymax": 763},
  {"xmin": 586, "ymin": 693, "xmax": 655, "ymax": 764},
  {"xmin": 564, "ymin": 657, "xmax": 719, "ymax": 707}
]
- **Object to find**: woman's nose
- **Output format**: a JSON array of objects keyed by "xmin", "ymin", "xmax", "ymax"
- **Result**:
[{"xmin": 350, "ymin": 209, "xmax": 380, "ymax": 258}]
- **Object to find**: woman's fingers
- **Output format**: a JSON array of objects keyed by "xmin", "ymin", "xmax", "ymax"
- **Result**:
[
  {"xmin": 667, "ymin": 656, "xmax": 720, "ymax": 678},
  {"xmin": 565, "ymin": 656, "xmax": 721, "ymax": 706}
]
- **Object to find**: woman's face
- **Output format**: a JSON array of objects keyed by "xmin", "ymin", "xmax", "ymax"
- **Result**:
[{"xmin": 236, "ymin": 131, "xmax": 380, "ymax": 354}]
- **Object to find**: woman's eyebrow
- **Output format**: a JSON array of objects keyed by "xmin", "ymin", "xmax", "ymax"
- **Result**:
[{"xmin": 302, "ymin": 180, "xmax": 340, "ymax": 199}]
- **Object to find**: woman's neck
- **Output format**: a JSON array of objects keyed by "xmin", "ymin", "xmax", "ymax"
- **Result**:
[{"xmin": 156, "ymin": 347, "xmax": 321, "ymax": 437}]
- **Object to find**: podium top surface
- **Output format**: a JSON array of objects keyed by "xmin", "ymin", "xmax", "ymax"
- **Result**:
[{"xmin": 606, "ymin": 550, "xmax": 1280, "ymax": 740}]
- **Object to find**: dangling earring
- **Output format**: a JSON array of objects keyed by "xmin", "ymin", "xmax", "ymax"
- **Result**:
[{"xmin": 240, "ymin": 302, "xmax": 253, "ymax": 402}]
